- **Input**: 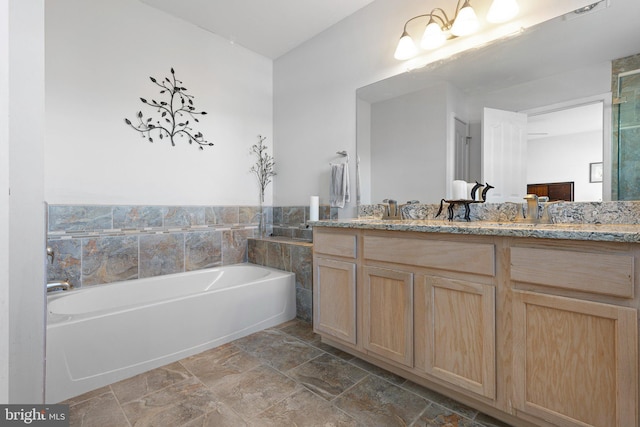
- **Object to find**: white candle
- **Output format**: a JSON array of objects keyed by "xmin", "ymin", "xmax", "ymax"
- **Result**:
[
  {"xmin": 309, "ymin": 196, "xmax": 319, "ymax": 221},
  {"xmin": 467, "ymin": 182, "xmax": 475, "ymax": 200},
  {"xmin": 452, "ymin": 180, "xmax": 467, "ymax": 200}
]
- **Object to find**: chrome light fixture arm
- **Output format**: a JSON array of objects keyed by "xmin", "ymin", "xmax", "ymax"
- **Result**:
[{"xmin": 427, "ymin": 8, "xmax": 454, "ymax": 30}]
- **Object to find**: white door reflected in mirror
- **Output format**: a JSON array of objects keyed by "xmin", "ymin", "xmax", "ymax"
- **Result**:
[
  {"xmin": 478, "ymin": 102, "xmax": 604, "ymax": 203},
  {"xmin": 481, "ymin": 107, "xmax": 528, "ymax": 203}
]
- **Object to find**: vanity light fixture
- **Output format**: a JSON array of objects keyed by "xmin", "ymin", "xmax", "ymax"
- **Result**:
[{"xmin": 394, "ymin": 0, "xmax": 519, "ymax": 60}]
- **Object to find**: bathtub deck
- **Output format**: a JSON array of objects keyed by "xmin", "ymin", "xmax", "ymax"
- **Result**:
[{"xmin": 63, "ymin": 319, "xmax": 510, "ymax": 427}]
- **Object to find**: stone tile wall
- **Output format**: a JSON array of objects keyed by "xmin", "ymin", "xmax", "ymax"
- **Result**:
[
  {"xmin": 248, "ymin": 238, "xmax": 313, "ymax": 323},
  {"xmin": 46, "ymin": 203, "xmax": 330, "ymax": 290},
  {"xmin": 271, "ymin": 205, "xmax": 337, "ymax": 240},
  {"xmin": 360, "ymin": 200, "xmax": 640, "ymax": 224}
]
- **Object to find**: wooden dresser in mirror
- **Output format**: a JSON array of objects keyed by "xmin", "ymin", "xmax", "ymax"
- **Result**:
[{"xmin": 527, "ymin": 182, "xmax": 574, "ymax": 201}]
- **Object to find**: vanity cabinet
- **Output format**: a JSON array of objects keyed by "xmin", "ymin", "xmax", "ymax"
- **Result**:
[
  {"xmin": 313, "ymin": 226, "xmax": 639, "ymax": 427},
  {"xmin": 362, "ymin": 232, "xmax": 498, "ymax": 398},
  {"xmin": 313, "ymin": 230, "xmax": 358, "ymax": 346},
  {"xmin": 510, "ymin": 244, "xmax": 638, "ymax": 427}
]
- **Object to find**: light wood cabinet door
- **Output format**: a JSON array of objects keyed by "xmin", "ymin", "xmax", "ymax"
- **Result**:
[
  {"xmin": 513, "ymin": 290, "xmax": 638, "ymax": 427},
  {"xmin": 314, "ymin": 258, "xmax": 357, "ymax": 345},
  {"xmin": 417, "ymin": 276, "xmax": 496, "ymax": 399},
  {"xmin": 363, "ymin": 266, "xmax": 413, "ymax": 367}
]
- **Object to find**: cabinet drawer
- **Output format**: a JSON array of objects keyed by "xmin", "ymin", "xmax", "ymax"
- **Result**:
[
  {"xmin": 510, "ymin": 247, "xmax": 634, "ymax": 298},
  {"xmin": 364, "ymin": 235, "xmax": 495, "ymax": 276},
  {"xmin": 314, "ymin": 231, "xmax": 357, "ymax": 258}
]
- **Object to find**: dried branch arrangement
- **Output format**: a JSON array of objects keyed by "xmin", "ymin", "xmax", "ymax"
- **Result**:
[{"xmin": 250, "ymin": 135, "xmax": 276, "ymax": 202}]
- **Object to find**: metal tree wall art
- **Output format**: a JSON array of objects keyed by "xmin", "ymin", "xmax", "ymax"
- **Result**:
[{"xmin": 124, "ymin": 68, "xmax": 213, "ymax": 150}]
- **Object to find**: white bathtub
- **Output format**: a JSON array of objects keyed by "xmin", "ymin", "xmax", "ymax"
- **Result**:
[{"xmin": 45, "ymin": 263, "xmax": 296, "ymax": 403}]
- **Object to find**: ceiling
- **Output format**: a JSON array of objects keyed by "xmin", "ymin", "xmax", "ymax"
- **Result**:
[
  {"xmin": 528, "ymin": 102, "xmax": 603, "ymax": 140},
  {"xmin": 139, "ymin": 0, "xmax": 376, "ymax": 59}
]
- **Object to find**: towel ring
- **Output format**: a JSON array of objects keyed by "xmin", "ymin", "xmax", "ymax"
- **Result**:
[{"xmin": 333, "ymin": 150, "xmax": 349, "ymax": 164}]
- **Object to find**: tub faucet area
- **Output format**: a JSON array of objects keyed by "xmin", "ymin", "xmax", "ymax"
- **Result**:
[
  {"xmin": 47, "ymin": 246, "xmax": 55, "ymax": 264},
  {"xmin": 47, "ymin": 280, "xmax": 72, "ymax": 293}
]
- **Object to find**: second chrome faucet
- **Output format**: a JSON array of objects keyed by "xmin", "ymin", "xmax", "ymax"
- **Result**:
[{"xmin": 521, "ymin": 194, "xmax": 561, "ymax": 223}]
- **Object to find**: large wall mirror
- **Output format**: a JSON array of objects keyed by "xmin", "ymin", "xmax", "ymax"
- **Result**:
[{"xmin": 357, "ymin": 0, "xmax": 640, "ymax": 205}]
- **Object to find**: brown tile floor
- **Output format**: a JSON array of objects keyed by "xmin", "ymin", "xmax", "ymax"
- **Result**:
[{"xmin": 64, "ymin": 320, "xmax": 513, "ymax": 427}]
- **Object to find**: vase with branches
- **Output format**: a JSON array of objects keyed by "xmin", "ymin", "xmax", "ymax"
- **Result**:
[{"xmin": 250, "ymin": 135, "xmax": 276, "ymax": 237}]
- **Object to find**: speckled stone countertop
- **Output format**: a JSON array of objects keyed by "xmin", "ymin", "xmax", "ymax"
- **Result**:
[{"xmin": 312, "ymin": 219, "xmax": 640, "ymax": 243}]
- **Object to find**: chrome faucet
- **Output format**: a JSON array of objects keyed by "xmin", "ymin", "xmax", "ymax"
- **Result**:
[
  {"xmin": 540, "ymin": 200, "xmax": 563, "ymax": 224},
  {"xmin": 382, "ymin": 199, "xmax": 399, "ymax": 219},
  {"xmin": 47, "ymin": 280, "xmax": 72, "ymax": 293},
  {"xmin": 523, "ymin": 194, "xmax": 539, "ymax": 221}
]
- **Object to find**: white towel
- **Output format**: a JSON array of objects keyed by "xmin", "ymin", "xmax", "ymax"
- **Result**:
[
  {"xmin": 356, "ymin": 156, "xmax": 361, "ymax": 205},
  {"xmin": 330, "ymin": 162, "xmax": 350, "ymax": 208}
]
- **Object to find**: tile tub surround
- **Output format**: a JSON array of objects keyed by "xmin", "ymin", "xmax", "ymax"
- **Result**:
[
  {"xmin": 46, "ymin": 204, "xmax": 268, "ymax": 289},
  {"xmin": 46, "ymin": 203, "xmax": 331, "ymax": 289},
  {"xmin": 248, "ymin": 237, "xmax": 313, "ymax": 323},
  {"xmin": 271, "ymin": 204, "xmax": 337, "ymax": 240},
  {"xmin": 64, "ymin": 319, "xmax": 512, "ymax": 427}
]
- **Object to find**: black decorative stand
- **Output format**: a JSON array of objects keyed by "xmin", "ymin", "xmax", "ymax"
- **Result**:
[
  {"xmin": 436, "ymin": 199, "xmax": 483, "ymax": 221},
  {"xmin": 436, "ymin": 183, "xmax": 494, "ymax": 221}
]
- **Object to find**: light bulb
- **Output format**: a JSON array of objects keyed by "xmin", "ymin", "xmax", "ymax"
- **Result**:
[
  {"xmin": 394, "ymin": 31, "xmax": 418, "ymax": 60},
  {"xmin": 487, "ymin": 0, "xmax": 519, "ymax": 23},
  {"xmin": 450, "ymin": 1, "xmax": 479, "ymax": 36},
  {"xmin": 420, "ymin": 20, "xmax": 446, "ymax": 50}
]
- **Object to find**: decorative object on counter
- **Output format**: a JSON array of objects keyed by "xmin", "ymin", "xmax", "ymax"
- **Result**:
[
  {"xmin": 250, "ymin": 135, "xmax": 276, "ymax": 238},
  {"xmin": 481, "ymin": 183, "xmax": 494, "ymax": 201},
  {"xmin": 309, "ymin": 196, "xmax": 319, "ymax": 222},
  {"xmin": 394, "ymin": 0, "xmax": 519, "ymax": 60},
  {"xmin": 436, "ymin": 182, "xmax": 493, "ymax": 221},
  {"xmin": 452, "ymin": 180, "xmax": 468, "ymax": 200},
  {"xmin": 330, "ymin": 151, "xmax": 350, "ymax": 208},
  {"xmin": 124, "ymin": 68, "xmax": 212, "ymax": 150},
  {"xmin": 470, "ymin": 181, "xmax": 484, "ymax": 200}
]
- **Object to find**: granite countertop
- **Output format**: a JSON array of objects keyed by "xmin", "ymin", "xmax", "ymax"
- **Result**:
[{"xmin": 312, "ymin": 219, "xmax": 640, "ymax": 243}]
